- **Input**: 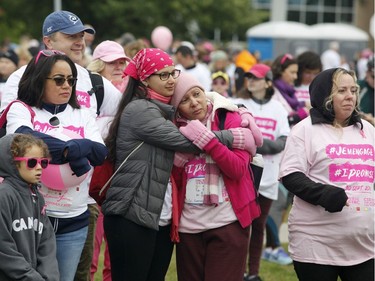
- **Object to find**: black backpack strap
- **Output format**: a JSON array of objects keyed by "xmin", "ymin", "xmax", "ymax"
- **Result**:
[
  {"xmin": 87, "ymin": 70, "xmax": 104, "ymax": 116},
  {"xmin": 217, "ymin": 107, "xmax": 261, "ymax": 198},
  {"xmin": 218, "ymin": 108, "xmax": 228, "ymax": 130}
]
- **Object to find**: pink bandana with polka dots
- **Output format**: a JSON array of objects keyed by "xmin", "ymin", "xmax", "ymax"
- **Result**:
[{"xmin": 124, "ymin": 48, "xmax": 174, "ymax": 81}]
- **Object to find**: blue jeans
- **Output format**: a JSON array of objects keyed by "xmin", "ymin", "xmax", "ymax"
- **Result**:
[
  {"xmin": 74, "ymin": 203, "xmax": 100, "ymax": 281},
  {"xmin": 56, "ymin": 226, "xmax": 88, "ymax": 281}
]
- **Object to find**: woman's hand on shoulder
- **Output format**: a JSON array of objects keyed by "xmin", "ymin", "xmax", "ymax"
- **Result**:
[
  {"xmin": 238, "ymin": 107, "xmax": 263, "ymax": 147},
  {"xmin": 179, "ymin": 120, "xmax": 215, "ymax": 150}
]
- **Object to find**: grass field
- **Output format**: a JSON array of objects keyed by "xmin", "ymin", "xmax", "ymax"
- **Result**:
[
  {"xmin": 93, "ymin": 243, "xmax": 299, "ymax": 281},
  {"xmin": 166, "ymin": 244, "xmax": 298, "ymax": 281}
]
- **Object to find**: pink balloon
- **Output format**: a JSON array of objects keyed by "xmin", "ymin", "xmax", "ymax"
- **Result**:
[
  {"xmin": 151, "ymin": 26, "xmax": 173, "ymax": 51},
  {"xmin": 40, "ymin": 163, "xmax": 88, "ymax": 190},
  {"xmin": 40, "ymin": 128, "xmax": 89, "ymax": 190}
]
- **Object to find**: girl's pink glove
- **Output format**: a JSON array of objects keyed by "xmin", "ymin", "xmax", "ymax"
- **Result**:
[
  {"xmin": 238, "ymin": 107, "xmax": 263, "ymax": 147},
  {"xmin": 179, "ymin": 120, "xmax": 215, "ymax": 150},
  {"xmin": 229, "ymin": 128, "xmax": 256, "ymax": 156}
]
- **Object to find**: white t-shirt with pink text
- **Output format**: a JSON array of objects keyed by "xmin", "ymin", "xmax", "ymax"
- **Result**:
[
  {"xmin": 6, "ymin": 102, "xmax": 104, "ymax": 218},
  {"xmin": 232, "ymin": 98, "xmax": 290, "ymax": 200},
  {"xmin": 294, "ymin": 84, "xmax": 310, "ymax": 104}
]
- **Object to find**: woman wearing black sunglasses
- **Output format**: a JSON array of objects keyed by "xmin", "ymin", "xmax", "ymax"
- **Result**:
[
  {"xmin": 4, "ymin": 50, "xmax": 107, "ymax": 281},
  {"xmin": 0, "ymin": 133, "xmax": 59, "ymax": 281}
]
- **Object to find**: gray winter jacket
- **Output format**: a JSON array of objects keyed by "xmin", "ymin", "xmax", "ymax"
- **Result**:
[{"xmin": 102, "ymin": 99, "xmax": 232, "ymax": 230}]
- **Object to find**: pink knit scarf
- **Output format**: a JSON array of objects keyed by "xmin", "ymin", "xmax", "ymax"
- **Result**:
[{"xmin": 148, "ymin": 88, "xmax": 172, "ymax": 104}]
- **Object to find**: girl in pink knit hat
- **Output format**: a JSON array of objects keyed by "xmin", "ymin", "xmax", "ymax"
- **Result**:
[
  {"xmin": 170, "ymin": 72, "xmax": 263, "ymax": 281},
  {"xmin": 101, "ymin": 48, "xmax": 260, "ymax": 281}
]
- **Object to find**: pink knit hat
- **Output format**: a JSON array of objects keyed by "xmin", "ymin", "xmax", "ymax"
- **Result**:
[
  {"xmin": 93, "ymin": 40, "xmax": 129, "ymax": 62},
  {"xmin": 171, "ymin": 72, "xmax": 204, "ymax": 108}
]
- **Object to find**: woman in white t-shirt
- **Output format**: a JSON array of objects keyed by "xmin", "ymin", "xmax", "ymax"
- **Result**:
[
  {"xmin": 279, "ymin": 68, "xmax": 375, "ymax": 281},
  {"xmin": 233, "ymin": 64, "xmax": 290, "ymax": 281},
  {"xmin": 5, "ymin": 51, "xmax": 107, "ymax": 281},
  {"xmin": 294, "ymin": 51, "xmax": 322, "ymax": 106}
]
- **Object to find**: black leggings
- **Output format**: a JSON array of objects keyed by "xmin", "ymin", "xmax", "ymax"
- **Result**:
[
  {"xmin": 248, "ymin": 194, "xmax": 273, "ymax": 275},
  {"xmin": 104, "ymin": 215, "xmax": 174, "ymax": 281},
  {"xmin": 293, "ymin": 259, "xmax": 374, "ymax": 281}
]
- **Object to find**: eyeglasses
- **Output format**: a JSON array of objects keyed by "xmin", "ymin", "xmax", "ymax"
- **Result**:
[
  {"xmin": 151, "ymin": 69, "xmax": 181, "ymax": 81},
  {"xmin": 35, "ymin": 50, "xmax": 65, "ymax": 64},
  {"xmin": 49, "ymin": 116, "xmax": 60, "ymax": 126},
  {"xmin": 281, "ymin": 53, "xmax": 293, "ymax": 65},
  {"xmin": 46, "ymin": 76, "xmax": 77, "ymax": 87},
  {"xmin": 14, "ymin": 157, "xmax": 49, "ymax": 169}
]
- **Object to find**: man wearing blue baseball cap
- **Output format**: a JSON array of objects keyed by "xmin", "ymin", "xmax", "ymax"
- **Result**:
[
  {"xmin": 0, "ymin": 10, "xmax": 122, "ymax": 281},
  {"xmin": 43, "ymin": 11, "xmax": 95, "ymax": 36},
  {"xmin": 42, "ymin": 11, "xmax": 95, "ymax": 65},
  {"xmin": 1, "ymin": 10, "xmax": 121, "ymax": 116}
]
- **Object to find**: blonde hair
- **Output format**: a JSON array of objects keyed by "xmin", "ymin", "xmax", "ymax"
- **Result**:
[
  {"xmin": 124, "ymin": 39, "xmax": 147, "ymax": 58},
  {"xmin": 16, "ymin": 46, "xmax": 32, "ymax": 67},
  {"xmin": 325, "ymin": 68, "xmax": 360, "ymax": 127},
  {"xmin": 86, "ymin": 59, "xmax": 106, "ymax": 74}
]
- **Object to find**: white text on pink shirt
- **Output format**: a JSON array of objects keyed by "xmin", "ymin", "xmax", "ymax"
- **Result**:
[
  {"xmin": 326, "ymin": 143, "xmax": 374, "ymax": 209},
  {"xmin": 329, "ymin": 163, "xmax": 374, "ymax": 182},
  {"xmin": 326, "ymin": 144, "xmax": 374, "ymax": 161},
  {"xmin": 76, "ymin": 90, "xmax": 91, "ymax": 108}
]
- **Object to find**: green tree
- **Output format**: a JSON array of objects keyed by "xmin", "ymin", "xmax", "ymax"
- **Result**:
[{"xmin": 0, "ymin": 0, "xmax": 268, "ymax": 46}]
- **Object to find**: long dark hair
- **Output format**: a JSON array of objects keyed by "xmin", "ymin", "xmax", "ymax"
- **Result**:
[
  {"xmin": 18, "ymin": 53, "xmax": 80, "ymax": 109},
  {"xmin": 271, "ymin": 54, "xmax": 298, "ymax": 80},
  {"xmin": 104, "ymin": 77, "xmax": 148, "ymax": 162},
  {"xmin": 236, "ymin": 77, "xmax": 274, "ymax": 100},
  {"xmin": 295, "ymin": 51, "xmax": 322, "ymax": 87}
]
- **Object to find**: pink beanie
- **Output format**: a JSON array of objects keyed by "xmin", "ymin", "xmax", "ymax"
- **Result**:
[{"xmin": 171, "ymin": 72, "xmax": 204, "ymax": 108}]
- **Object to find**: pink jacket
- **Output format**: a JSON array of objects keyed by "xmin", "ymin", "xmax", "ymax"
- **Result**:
[{"xmin": 172, "ymin": 110, "xmax": 260, "ymax": 240}]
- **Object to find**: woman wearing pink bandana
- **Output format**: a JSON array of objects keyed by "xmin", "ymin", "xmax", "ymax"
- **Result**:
[{"xmin": 101, "ymin": 48, "xmax": 259, "ymax": 281}]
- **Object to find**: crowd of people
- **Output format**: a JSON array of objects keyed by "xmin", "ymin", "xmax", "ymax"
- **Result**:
[{"xmin": 0, "ymin": 9, "xmax": 374, "ymax": 281}]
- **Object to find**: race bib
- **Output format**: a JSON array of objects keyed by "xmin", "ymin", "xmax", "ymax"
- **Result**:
[{"xmin": 185, "ymin": 158, "xmax": 206, "ymax": 204}]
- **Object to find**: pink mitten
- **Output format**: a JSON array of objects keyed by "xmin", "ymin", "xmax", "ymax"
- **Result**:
[
  {"xmin": 179, "ymin": 120, "xmax": 215, "ymax": 150},
  {"xmin": 229, "ymin": 128, "xmax": 256, "ymax": 156},
  {"xmin": 239, "ymin": 107, "xmax": 263, "ymax": 147},
  {"xmin": 174, "ymin": 152, "xmax": 194, "ymax": 167}
]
